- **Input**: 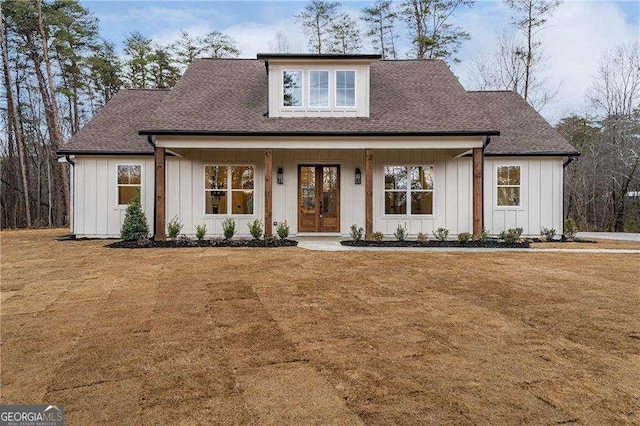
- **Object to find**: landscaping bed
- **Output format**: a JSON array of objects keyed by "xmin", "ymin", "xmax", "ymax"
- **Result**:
[
  {"xmin": 341, "ymin": 239, "xmax": 531, "ymax": 248},
  {"xmin": 106, "ymin": 238, "xmax": 298, "ymax": 249}
]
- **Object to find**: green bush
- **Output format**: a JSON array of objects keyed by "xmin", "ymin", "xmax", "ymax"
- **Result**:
[
  {"xmin": 195, "ymin": 224, "xmax": 207, "ymax": 240},
  {"xmin": 276, "ymin": 220, "xmax": 290, "ymax": 239},
  {"xmin": 350, "ymin": 224, "xmax": 364, "ymax": 242},
  {"xmin": 372, "ymin": 231, "xmax": 384, "ymax": 243},
  {"xmin": 499, "ymin": 227, "xmax": 523, "ymax": 244},
  {"xmin": 564, "ymin": 218, "xmax": 578, "ymax": 240},
  {"xmin": 479, "ymin": 228, "xmax": 491, "ymax": 242},
  {"xmin": 120, "ymin": 195, "xmax": 149, "ymax": 241},
  {"xmin": 458, "ymin": 232, "xmax": 472, "ymax": 243},
  {"xmin": 416, "ymin": 232, "xmax": 429, "ymax": 242},
  {"xmin": 394, "ymin": 224, "xmax": 407, "ymax": 241},
  {"xmin": 167, "ymin": 216, "xmax": 183, "ymax": 239},
  {"xmin": 432, "ymin": 227, "xmax": 449, "ymax": 242},
  {"xmin": 248, "ymin": 219, "xmax": 263, "ymax": 240},
  {"xmin": 222, "ymin": 217, "xmax": 236, "ymax": 240},
  {"xmin": 540, "ymin": 226, "xmax": 556, "ymax": 241}
]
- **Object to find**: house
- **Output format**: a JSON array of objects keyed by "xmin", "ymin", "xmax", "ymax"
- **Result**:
[{"xmin": 58, "ymin": 54, "xmax": 578, "ymax": 240}]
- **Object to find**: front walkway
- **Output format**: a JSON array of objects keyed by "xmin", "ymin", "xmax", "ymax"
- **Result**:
[
  {"xmin": 576, "ymin": 232, "xmax": 640, "ymax": 242},
  {"xmin": 294, "ymin": 236, "xmax": 640, "ymax": 253}
]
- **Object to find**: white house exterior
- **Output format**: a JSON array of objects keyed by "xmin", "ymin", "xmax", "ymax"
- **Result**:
[{"xmin": 60, "ymin": 55, "xmax": 577, "ymax": 240}]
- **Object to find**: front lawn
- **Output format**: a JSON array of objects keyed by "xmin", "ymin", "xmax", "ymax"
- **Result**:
[{"xmin": 1, "ymin": 229, "xmax": 638, "ymax": 424}]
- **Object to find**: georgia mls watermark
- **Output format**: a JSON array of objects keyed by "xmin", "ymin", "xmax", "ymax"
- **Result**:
[{"xmin": 0, "ymin": 405, "xmax": 64, "ymax": 426}]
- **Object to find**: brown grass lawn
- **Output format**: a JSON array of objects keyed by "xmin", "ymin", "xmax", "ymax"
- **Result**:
[{"xmin": 1, "ymin": 229, "xmax": 639, "ymax": 425}]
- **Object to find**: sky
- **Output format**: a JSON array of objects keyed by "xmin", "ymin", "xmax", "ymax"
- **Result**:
[{"xmin": 80, "ymin": 0, "xmax": 640, "ymax": 123}]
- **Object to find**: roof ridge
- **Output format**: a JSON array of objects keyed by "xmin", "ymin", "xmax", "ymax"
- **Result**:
[{"xmin": 467, "ymin": 90, "xmax": 516, "ymax": 93}]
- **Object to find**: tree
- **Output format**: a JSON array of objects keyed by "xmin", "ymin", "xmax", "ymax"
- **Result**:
[
  {"xmin": 171, "ymin": 30, "xmax": 203, "ymax": 66},
  {"xmin": 399, "ymin": 0, "xmax": 473, "ymax": 61},
  {"xmin": 149, "ymin": 46, "xmax": 180, "ymax": 88},
  {"xmin": 361, "ymin": 0, "xmax": 398, "ymax": 59},
  {"xmin": 269, "ymin": 31, "xmax": 294, "ymax": 53},
  {"xmin": 123, "ymin": 32, "xmax": 153, "ymax": 88},
  {"xmin": 86, "ymin": 40, "xmax": 122, "ymax": 108},
  {"xmin": 120, "ymin": 194, "xmax": 149, "ymax": 241},
  {"xmin": 328, "ymin": 13, "xmax": 361, "ymax": 54},
  {"xmin": 295, "ymin": 0, "xmax": 340, "ymax": 53},
  {"xmin": 504, "ymin": 0, "xmax": 561, "ymax": 102},
  {"xmin": 201, "ymin": 31, "xmax": 240, "ymax": 58}
]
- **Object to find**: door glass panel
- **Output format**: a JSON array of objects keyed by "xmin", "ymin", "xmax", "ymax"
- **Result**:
[
  {"xmin": 300, "ymin": 166, "xmax": 316, "ymax": 213},
  {"xmin": 322, "ymin": 167, "xmax": 338, "ymax": 215}
]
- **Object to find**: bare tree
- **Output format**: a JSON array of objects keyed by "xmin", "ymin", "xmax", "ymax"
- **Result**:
[
  {"xmin": 269, "ymin": 31, "xmax": 293, "ymax": 53},
  {"xmin": 361, "ymin": 0, "xmax": 398, "ymax": 59},
  {"xmin": 328, "ymin": 13, "xmax": 361, "ymax": 54},
  {"xmin": 295, "ymin": 0, "xmax": 340, "ymax": 54}
]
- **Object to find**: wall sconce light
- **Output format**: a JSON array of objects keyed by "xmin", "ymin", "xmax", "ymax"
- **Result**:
[
  {"xmin": 355, "ymin": 167, "xmax": 362, "ymax": 185},
  {"xmin": 277, "ymin": 167, "xmax": 284, "ymax": 184}
]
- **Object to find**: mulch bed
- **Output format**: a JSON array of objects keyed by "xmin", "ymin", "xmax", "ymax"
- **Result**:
[
  {"xmin": 342, "ymin": 240, "xmax": 531, "ymax": 248},
  {"xmin": 106, "ymin": 238, "xmax": 298, "ymax": 249}
]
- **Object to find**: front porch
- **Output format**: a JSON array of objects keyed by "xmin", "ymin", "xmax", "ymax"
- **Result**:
[{"xmin": 151, "ymin": 141, "xmax": 486, "ymax": 241}]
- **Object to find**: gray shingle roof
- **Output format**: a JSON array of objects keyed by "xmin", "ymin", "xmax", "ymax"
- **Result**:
[
  {"xmin": 59, "ymin": 89, "xmax": 168, "ymax": 154},
  {"xmin": 468, "ymin": 91, "xmax": 578, "ymax": 156},
  {"xmin": 141, "ymin": 58, "xmax": 499, "ymax": 134}
]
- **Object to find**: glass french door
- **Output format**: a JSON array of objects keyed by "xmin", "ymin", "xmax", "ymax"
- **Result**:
[{"xmin": 298, "ymin": 165, "xmax": 340, "ymax": 232}]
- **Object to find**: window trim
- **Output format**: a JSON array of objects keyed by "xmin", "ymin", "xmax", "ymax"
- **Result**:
[
  {"xmin": 307, "ymin": 69, "xmax": 331, "ymax": 109},
  {"xmin": 116, "ymin": 163, "xmax": 143, "ymax": 208},
  {"xmin": 495, "ymin": 164, "xmax": 523, "ymax": 209},
  {"xmin": 382, "ymin": 164, "xmax": 435, "ymax": 217},
  {"xmin": 203, "ymin": 164, "xmax": 256, "ymax": 217},
  {"xmin": 281, "ymin": 69, "xmax": 304, "ymax": 109},
  {"xmin": 334, "ymin": 69, "xmax": 357, "ymax": 109}
]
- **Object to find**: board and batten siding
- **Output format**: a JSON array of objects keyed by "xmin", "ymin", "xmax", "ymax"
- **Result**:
[
  {"xmin": 72, "ymin": 156, "xmax": 155, "ymax": 238},
  {"xmin": 70, "ymin": 151, "xmax": 564, "ymax": 238},
  {"xmin": 484, "ymin": 157, "xmax": 564, "ymax": 236}
]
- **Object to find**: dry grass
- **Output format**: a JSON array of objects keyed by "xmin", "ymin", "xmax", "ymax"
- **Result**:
[
  {"xmin": 530, "ymin": 238, "xmax": 640, "ymax": 250},
  {"xmin": 1, "ymin": 229, "xmax": 639, "ymax": 425}
]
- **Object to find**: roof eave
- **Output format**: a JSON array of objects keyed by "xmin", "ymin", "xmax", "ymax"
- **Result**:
[{"xmin": 138, "ymin": 130, "xmax": 501, "ymax": 137}]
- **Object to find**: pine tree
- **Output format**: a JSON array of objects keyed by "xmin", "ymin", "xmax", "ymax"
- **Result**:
[{"xmin": 120, "ymin": 194, "xmax": 150, "ymax": 241}]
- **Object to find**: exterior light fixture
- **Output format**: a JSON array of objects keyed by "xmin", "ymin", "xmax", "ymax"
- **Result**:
[
  {"xmin": 355, "ymin": 167, "xmax": 362, "ymax": 185},
  {"xmin": 277, "ymin": 167, "xmax": 284, "ymax": 184}
]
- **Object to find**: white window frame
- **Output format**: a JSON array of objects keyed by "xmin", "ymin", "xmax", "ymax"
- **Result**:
[
  {"xmin": 334, "ymin": 69, "xmax": 357, "ymax": 109},
  {"xmin": 495, "ymin": 164, "xmax": 522, "ymax": 209},
  {"xmin": 116, "ymin": 163, "xmax": 143, "ymax": 208},
  {"xmin": 382, "ymin": 165, "xmax": 435, "ymax": 217},
  {"xmin": 307, "ymin": 70, "xmax": 330, "ymax": 108},
  {"xmin": 282, "ymin": 69, "xmax": 304, "ymax": 108},
  {"xmin": 203, "ymin": 164, "xmax": 256, "ymax": 216}
]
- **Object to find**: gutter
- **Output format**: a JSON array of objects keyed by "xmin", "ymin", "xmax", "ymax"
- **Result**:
[
  {"xmin": 139, "ymin": 129, "xmax": 501, "ymax": 137},
  {"xmin": 65, "ymin": 154, "xmax": 75, "ymax": 236}
]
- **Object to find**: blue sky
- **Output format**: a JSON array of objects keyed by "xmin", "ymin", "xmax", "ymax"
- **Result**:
[{"xmin": 80, "ymin": 0, "xmax": 640, "ymax": 121}]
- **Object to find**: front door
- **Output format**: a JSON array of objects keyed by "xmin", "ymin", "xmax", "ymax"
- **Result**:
[{"xmin": 298, "ymin": 165, "xmax": 340, "ymax": 233}]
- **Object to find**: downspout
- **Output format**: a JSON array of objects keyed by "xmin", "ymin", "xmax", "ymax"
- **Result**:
[
  {"xmin": 263, "ymin": 59, "xmax": 269, "ymax": 117},
  {"xmin": 65, "ymin": 154, "xmax": 75, "ymax": 235},
  {"xmin": 148, "ymin": 135, "xmax": 155, "ymax": 237}
]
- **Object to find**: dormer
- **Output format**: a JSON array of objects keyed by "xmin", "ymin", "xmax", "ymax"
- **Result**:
[{"xmin": 257, "ymin": 54, "xmax": 381, "ymax": 118}]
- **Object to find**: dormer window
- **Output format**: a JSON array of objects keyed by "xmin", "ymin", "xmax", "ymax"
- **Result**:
[
  {"xmin": 309, "ymin": 71, "xmax": 329, "ymax": 107},
  {"xmin": 283, "ymin": 70, "xmax": 303, "ymax": 107},
  {"xmin": 336, "ymin": 70, "xmax": 356, "ymax": 107}
]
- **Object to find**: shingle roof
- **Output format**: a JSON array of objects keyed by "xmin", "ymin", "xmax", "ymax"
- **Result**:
[
  {"xmin": 58, "ymin": 89, "xmax": 168, "ymax": 154},
  {"xmin": 468, "ymin": 91, "xmax": 578, "ymax": 156},
  {"xmin": 140, "ymin": 58, "xmax": 499, "ymax": 135}
]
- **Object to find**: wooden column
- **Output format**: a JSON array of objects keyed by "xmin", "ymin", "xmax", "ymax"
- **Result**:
[
  {"xmin": 472, "ymin": 147, "xmax": 484, "ymax": 239},
  {"xmin": 154, "ymin": 146, "xmax": 166, "ymax": 241},
  {"xmin": 365, "ymin": 148, "xmax": 373, "ymax": 240},
  {"xmin": 264, "ymin": 148, "xmax": 273, "ymax": 238}
]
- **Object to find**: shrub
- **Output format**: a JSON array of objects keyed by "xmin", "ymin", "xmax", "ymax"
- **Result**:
[
  {"xmin": 499, "ymin": 227, "xmax": 523, "ymax": 244},
  {"xmin": 540, "ymin": 226, "xmax": 556, "ymax": 241},
  {"xmin": 167, "ymin": 216, "xmax": 183, "ymax": 239},
  {"xmin": 195, "ymin": 224, "xmax": 207, "ymax": 240},
  {"xmin": 372, "ymin": 231, "xmax": 384, "ymax": 243},
  {"xmin": 350, "ymin": 224, "xmax": 364, "ymax": 242},
  {"xmin": 479, "ymin": 228, "xmax": 491, "ymax": 242},
  {"xmin": 432, "ymin": 227, "xmax": 449, "ymax": 242},
  {"xmin": 222, "ymin": 217, "xmax": 236, "ymax": 240},
  {"xmin": 276, "ymin": 220, "xmax": 290, "ymax": 239},
  {"xmin": 394, "ymin": 224, "xmax": 407, "ymax": 241},
  {"xmin": 416, "ymin": 232, "xmax": 429, "ymax": 242},
  {"xmin": 248, "ymin": 219, "xmax": 263, "ymax": 240},
  {"xmin": 458, "ymin": 232, "xmax": 472, "ymax": 243},
  {"xmin": 120, "ymin": 196, "xmax": 149, "ymax": 241},
  {"xmin": 564, "ymin": 218, "xmax": 578, "ymax": 240}
]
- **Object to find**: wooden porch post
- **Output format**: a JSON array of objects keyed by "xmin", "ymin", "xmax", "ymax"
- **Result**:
[
  {"xmin": 472, "ymin": 147, "xmax": 484, "ymax": 239},
  {"xmin": 264, "ymin": 148, "xmax": 273, "ymax": 238},
  {"xmin": 365, "ymin": 148, "xmax": 373, "ymax": 240},
  {"xmin": 154, "ymin": 146, "xmax": 166, "ymax": 241}
]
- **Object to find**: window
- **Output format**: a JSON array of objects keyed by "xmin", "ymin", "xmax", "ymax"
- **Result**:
[
  {"xmin": 384, "ymin": 166, "xmax": 434, "ymax": 215},
  {"xmin": 283, "ymin": 70, "xmax": 303, "ymax": 107},
  {"xmin": 205, "ymin": 165, "xmax": 254, "ymax": 215},
  {"xmin": 336, "ymin": 70, "xmax": 355, "ymax": 107},
  {"xmin": 496, "ymin": 165, "xmax": 521, "ymax": 207},
  {"xmin": 117, "ymin": 164, "xmax": 141, "ymax": 205},
  {"xmin": 309, "ymin": 71, "xmax": 329, "ymax": 107}
]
